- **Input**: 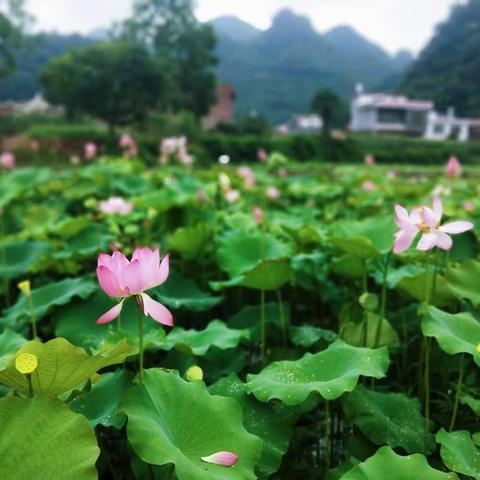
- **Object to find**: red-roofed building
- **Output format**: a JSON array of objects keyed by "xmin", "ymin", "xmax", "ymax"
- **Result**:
[{"xmin": 202, "ymin": 85, "xmax": 236, "ymax": 130}]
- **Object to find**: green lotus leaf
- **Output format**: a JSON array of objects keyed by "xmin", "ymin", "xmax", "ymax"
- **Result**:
[
  {"xmin": 55, "ymin": 292, "xmax": 168, "ymax": 352},
  {"xmin": 289, "ymin": 325, "xmax": 338, "ymax": 348},
  {"xmin": 166, "ymin": 320, "xmax": 250, "ymax": 356},
  {"xmin": 167, "ymin": 223, "xmax": 212, "ymax": 260},
  {"xmin": 120, "ymin": 369, "xmax": 262, "ymax": 480},
  {"xmin": 397, "ymin": 272, "xmax": 455, "ymax": 307},
  {"xmin": 436, "ymin": 428, "xmax": 480, "ymax": 479},
  {"xmin": 332, "ymin": 254, "xmax": 366, "ymax": 279},
  {"xmin": 333, "ymin": 237, "xmax": 380, "ymax": 260},
  {"xmin": 0, "ymin": 240, "xmax": 51, "ymax": 280},
  {"xmin": 210, "ymin": 374, "xmax": 294, "ymax": 479},
  {"xmin": 0, "ymin": 337, "xmax": 129, "ymax": 396},
  {"xmin": 0, "ymin": 395, "xmax": 99, "ymax": 480},
  {"xmin": 446, "ymin": 260, "xmax": 480, "ymax": 306},
  {"xmin": 0, "ymin": 277, "xmax": 96, "ymax": 328},
  {"xmin": 155, "ymin": 272, "xmax": 223, "ymax": 312},
  {"xmin": 460, "ymin": 395, "xmax": 480, "ymax": 416},
  {"xmin": 217, "ymin": 229, "xmax": 292, "ymax": 278},
  {"xmin": 241, "ymin": 260, "xmax": 293, "ymax": 291},
  {"xmin": 340, "ymin": 446, "xmax": 458, "ymax": 479},
  {"xmin": 247, "ymin": 340, "xmax": 389, "ymax": 405},
  {"xmin": 343, "ymin": 385, "xmax": 434, "ymax": 454},
  {"xmin": 0, "ymin": 167, "xmax": 52, "ymax": 205},
  {"xmin": 71, "ymin": 369, "xmax": 133, "ymax": 429},
  {"xmin": 422, "ymin": 306, "xmax": 480, "ymax": 365},
  {"xmin": 0, "ymin": 328, "xmax": 27, "ymax": 369}
]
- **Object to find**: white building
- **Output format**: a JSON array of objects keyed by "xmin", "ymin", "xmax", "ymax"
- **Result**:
[
  {"xmin": 351, "ymin": 85, "xmax": 480, "ymax": 141},
  {"xmin": 276, "ymin": 114, "xmax": 323, "ymax": 134}
]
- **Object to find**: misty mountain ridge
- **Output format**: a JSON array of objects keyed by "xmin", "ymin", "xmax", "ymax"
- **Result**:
[{"xmin": 211, "ymin": 9, "xmax": 413, "ymax": 122}]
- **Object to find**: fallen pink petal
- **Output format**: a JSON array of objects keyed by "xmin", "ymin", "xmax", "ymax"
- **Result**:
[{"xmin": 201, "ymin": 452, "xmax": 239, "ymax": 467}]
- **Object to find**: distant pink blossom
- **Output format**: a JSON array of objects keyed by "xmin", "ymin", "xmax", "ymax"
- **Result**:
[
  {"xmin": 364, "ymin": 154, "xmax": 375, "ymax": 166},
  {"xmin": 387, "ymin": 170, "xmax": 397, "ymax": 180},
  {"xmin": 201, "ymin": 452, "xmax": 238, "ymax": 467},
  {"xmin": 119, "ymin": 133, "xmax": 137, "ymax": 158},
  {"xmin": 237, "ymin": 166, "xmax": 255, "ymax": 189},
  {"xmin": 464, "ymin": 200, "xmax": 474, "ymax": 212},
  {"xmin": 362, "ymin": 180, "xmax": 375, "ymax": 192},
  {"xmin": 252, "ymin": 207, "xmax": 264, "ymax": 224},
  {"xmin": 393, "ymin": 197, "xmax": 473, "ymax": 254},
  {"xmin": 445, "ymin": 155, "xmax": 461, "ymax": 177},
  {"xmin": 159, "ymin": 136, "xmax": 192, "ymax": 165},
  {"xmin": 99, "ymin": 197, "xmax": 134, "ymax": 215},
  {"xmin": 84, "ymin": 142, "xmax": 97, "ymax": 160},
  {"xmin": 225, "ymin": 189, "xmax": 240, "ymax": 203},
  {"xmin": 257, "ymin": 148, "xmax": 268, "ymax": 163},
  {"xmin": 96, "ymin": 247, "xmax": 172, "ymax": 326},
  {"xmin": 0, "ymin": 152, "xmax": 15, "ymax": 169},
  {"xmin": 266, "ymin": 186, "xmax": 280, "ymax": 200}
]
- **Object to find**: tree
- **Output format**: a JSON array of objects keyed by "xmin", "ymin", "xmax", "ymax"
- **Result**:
[
  {"xmin": 39, "ymin": 42, "xmax": 165, "ymax": 132},
  {"xmin": 119, "ymin": 0, "xmax": 217, "ymax": 117},
  {"xmin": 0, "ymin": 0, "xmax": 31, "ymax": 78},
  {"xmin": 311, "ymin": 88, "xmax": 347, "ymax": 135}
]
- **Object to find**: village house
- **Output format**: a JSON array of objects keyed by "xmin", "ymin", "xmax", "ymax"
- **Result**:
[{"xmin": 202, "ymin": 84, "xmax": 236, "ymax": 130}]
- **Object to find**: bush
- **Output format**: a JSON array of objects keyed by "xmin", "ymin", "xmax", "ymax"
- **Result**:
[{"xmin": 26, "ymin": 123, "xmax": 109, "ymax": 142}]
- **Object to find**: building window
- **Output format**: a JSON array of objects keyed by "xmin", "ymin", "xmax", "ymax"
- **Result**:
[{"xmin": 377, "ymin": 108, "xmax": 406, "ymax": 124}]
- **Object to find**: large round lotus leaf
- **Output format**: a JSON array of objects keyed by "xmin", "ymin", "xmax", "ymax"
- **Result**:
[
  {"xmin": 0, "ymin": 396, "xmax": 99, "ymax": 480},
  {"xmin": 446, "ymin": 260, "xmax": 480, "ymax": 306},
  {"xmin": 332, "ymin": 237, "xmax": 380, "ymax": 260},
  {"xmin": 167, "ymin": 223, "xmax": 212, "ymax": 260},
  {"xmin": 241, "ymin": 260, "xmax": 293, "ymax": 291},
  {"xmin": 0, "ymin": 277, "xmax": 96, "ymax": 328},
  {"xmin": 217, "ymin": 230, "xmax": 292, "ymax": 278},
  {"xmin": 396, "ymin": 272, "xmax": 455, "ymax": 307},
  {"xmin": 120, "ymin": 369, "xmax": 262, "ymax": 480},
  {"xmin": 343, "ymin": 385, "xmax": 434, "ymax": 454},
  {"xmin": 155, "ymin": 272, "xmax": 223, "ymax": 312},
  {"xmin": 461, "ymin": 395, "xmax": 480, "ymax": 416},
  {"xmin": 0, "ymin": 337, "xmax": 129, "ymax": 397},
  {"xmin": 0, "ymin": 167, "xmax": 52, "ymax": 205},
  {"xmin": 56, "ymin": 292, "xmax": 168, "ymax": 352},
  {"xmin": 247, "ymin": 340, "xmax": 389, "ymax": 405},
  {"xmin": 437, "ymin": 429, "xmax": 480, "ymax": 479},
  {"xmin": 289, "ymin": 325, "xmax": 338, "ymax": 348},
  {"xmin": 210, "ymin": 374, "xmax": 294, "ymax": 479},
  {"xmin": 340, "ymin": 446, "xmax": 458, "ymax": 480},
  {"xmin": 422, "ymin": 306, "xmax": 480, "ymax": 365},
  {"xmin": 0, "ymin": 240, "xmax": 51, "ymax": 279},
  {"xmin": 0, "ymin": 329, "xmax": 27, "ymax": 369},
  {"xmin": 166, "ymin": 320, "xmax": 250, "ymax": 356},
  {"xmin": 71, "ymin": 369, "xmax": 133, "ymax": 429}
]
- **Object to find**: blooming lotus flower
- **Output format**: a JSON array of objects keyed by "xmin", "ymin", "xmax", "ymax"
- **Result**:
[
  {"xmin": 225, "ymin": 189, "xmax": 240, "ymax": 203},
  {"xmin": 266, "ymin": 186, "xmax": 280, "ymax": 201},
  {"xmin": 96, "ymin": 248, "xmax": 172, "ymax": 326},
  {"xmin": 445, "ymin": 155, "xmax": 461, "ymax": 177},
  {"xmin": 1, "ymin": 152, "xmax": 15, "ymax": 169},
  {"xmin": 237, "ymin": 166, "xmax": 255, "ymax": 189},
  {"xmin": 119, "ymin": 133, "xmax": 137, "ymax": 158},
  {"xmin": 361, "ymin": 180, "xmax": 375, "ymax": 192},
  {"xmin": 393, "ymin": 197, "xmax": 473, "ymax": 253},
  {"xmin": 218, "ymin": 154, "xmax": 230, "ymax": 165},
  {"xmin": 201, "ymin": 452, "xmax": 238, "ymax": 467},
  {"xmin": 84, "ymin": 142, "xmax": 97, "ymax": 160},
  {"xmin": 99, "ymin": 196, "xmax": 134, "ymax": 215},
  {"xmin": 257, "ymin": 148, "xmax": 268, "ymax": 163},
  {"xmin": 364, "ymin": 154, "xmax": 375, "ymax": 165}
]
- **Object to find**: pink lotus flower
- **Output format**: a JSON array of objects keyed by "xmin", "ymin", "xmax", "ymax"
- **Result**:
[
  {"xmin": 225, "ymin": 189, "xmax": 240, "ymax": 203},
  {"xmin": 393, "ymin": 197, "xmax": 473, "ymax": 253},
  {"xmin": 119, "ymin": 133, "xmax": 137, "ymax": 158},
  {"xmin": 84, "ymin": 142, "xmax": 97, "ymax": 160},
  {"xmin": 464, "ymin": 200, "xmax": 474, "ymax": 212},
  {"xmin": 252, "ymin": 207, "xmax": 264, "ymax": 224},
  {"xmin": 96, "ymin": 247, "xmax": 173, "ymax": 326},
  {"xmin": 364, "ymin": 154, "xmax": 375, "ymax": 166},
  {"xmin": 99, "ymin": 197, "xmax": 133, "ymax": 215},
  {"xmin": 445, "ymin": 155, "xmax": 461, "ymax": 177},
  {"xmin": 362, "ymin": 180, "xmax": 375, "ymax": 192},
  {"xmin": 1, "ymin": 152, "xmax": 15, "ymax": 169},
  {"xmin": 257, "ymin": 148, "xmax": 268, "ymax": 163},
  {"xmin": 201, "ymin": 452, "xmax": 238, "ymax": 467},
  {"xmin": 159, "ymin": 136, "xmax": 192, "ymax": 165},
  {"xmin": 237, "ymin": 166, "xmax": 255, "ymax": 189},
  {"xmin": 266, "ymin": 186, "xmax": 280, "ymax": 201}
]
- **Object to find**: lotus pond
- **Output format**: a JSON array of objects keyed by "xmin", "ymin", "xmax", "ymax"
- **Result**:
[{"xmin": 1, "ymin": 155, "xmax": 480, "ymax": 480}]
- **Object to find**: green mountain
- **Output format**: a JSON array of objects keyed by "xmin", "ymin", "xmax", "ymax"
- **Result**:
[
  {"xmin": 400, "ymin": 0, "xmax": 480, "ymax": 117},
  {"xmin": 212, "ymin": 9, "xmax": 412, "ymax": 123},
  {"xmin": 210, "ymin": 16, "xmax": 261, "ymax": 42}
]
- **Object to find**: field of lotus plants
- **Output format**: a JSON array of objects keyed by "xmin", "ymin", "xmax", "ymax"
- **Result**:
[{"xmin": 1, "ymin": 144, "xmax": 480, "ymax": 480}]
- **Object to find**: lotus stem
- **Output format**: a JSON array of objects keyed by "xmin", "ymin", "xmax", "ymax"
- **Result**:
[
  {"xmin": 324, "ymin": 399, "xmax": 332, "ymax": 470},
  {"xmin": 260, "ymin": 288, "xmax": 266, "ymax": 363},
  {"xmin": 136, "ymin": 297, "xmax": 145, "ymax": 384},
  {"xmin": 449, "ymin": 353, "xmax": 465, "ymax": 432},
  {"xmin": 374, "ymin": 252, "xmax": 391, "ymax": 348},
  {"xmin": 27, "ymin": 294, "xmax": 37, "ymax": 339},
  {"xmin": 277, "ymin": 289, "xmax": 287, "ymax": 347}
]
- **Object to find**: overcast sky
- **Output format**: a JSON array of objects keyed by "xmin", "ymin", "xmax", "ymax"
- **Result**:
[{"xmin": 25, "ymin": 0, "xmax": 462, "ymax": 54}]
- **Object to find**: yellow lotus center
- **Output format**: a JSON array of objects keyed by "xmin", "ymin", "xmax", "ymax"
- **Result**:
[
  {"xmin": 15, "ymin": 353, "xmax": 38, "ymax": 374},
  {"xmin": 476, "ymin": 343, "xmax": 480, "ymax": 353},
  {"xmin": 186, "ymin": 365, "xmax": 204, "ymax": 381}
]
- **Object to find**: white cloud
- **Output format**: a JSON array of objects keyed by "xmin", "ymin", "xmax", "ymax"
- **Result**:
[{"xmin": 25, "ymin": 0, "xmax": 460, "ymax": 53}]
